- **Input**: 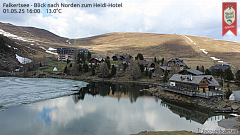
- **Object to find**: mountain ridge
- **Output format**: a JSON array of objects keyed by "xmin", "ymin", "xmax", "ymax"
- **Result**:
[{"xmin": 0, "ymin": 22, "xmax": 239, "ymax": 70}]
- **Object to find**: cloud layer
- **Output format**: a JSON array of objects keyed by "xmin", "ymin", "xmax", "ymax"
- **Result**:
[{"xmin": 0, "ymin": 0, "xmax": 240, "ymax": 41}]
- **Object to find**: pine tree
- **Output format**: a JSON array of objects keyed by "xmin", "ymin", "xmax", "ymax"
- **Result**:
[
  {"xmin": 211, "ymin": 68, "xmax": 216, "ymax": 76},
  {"xmin": 196, "ymin": 66, "xmax": 199, "ymax": 71},
  {"xmin": 226, "ymin": 88, "xmax": 232, "ymax": 99},
  {"xmin": 105, "ymin": 59, "xmax": 111, "ymax": 69},
  {"xmin": 224, "ymin": 68, "xmax": 234, "ymax": 81},
  {"xmin": 161, "ymin": 57, "xmax": 165, "ymax": 66},
  {"xmin": 139, "ymin": 64, "xmax": 144, "ymax": 72},
  {"xmin": 136, "ymin": 53, "xmax": 144, "ymax": 60},
  {"xmin": 154, "ymin": 57, "xmax": 157, "ymax": 63},
  {"xmin": 87, "ymin": 51, "xmax": 91, "ymax": 60},
  {"xmin": 64, "ymin": 65, "xmax": 68, "ymax": 73},
  {"xmin": 236, "ymin": 70, "xmax": 240, "ymax": 80},
  {"xmin": 149, "ymin": 71, "xmax": 152, "ymax": 78},
  {"xmin": 67, "ymin": 59, "xmax": 70, "ymax": 64},
  {"xmin": 205, "ymin": 69, "xmax": 211, "ymax": 75},
  {"xmin": 83, "ymin": 63, "xmax": 89, "ymax": 72},
  {"xmin": 201, "ymin": 65, "xmax": 205, "ymax": 73},
  {"xmin": 91, "ymin": 66, "xmax": 95, "ymax": 75},
  {"xmin": 123, "ymin": 63, "xmax": 128, "ymax": 71},
  {"xmin": 235, "ymin": 70, "xmax": 240, "ymax": 86},
  {"xmin": 110, "ymin": 65, "xmax": 117, "ymax": 77},
  {"xmin": 163, "ymin": 67, "xmax": 168, "ymax": 85},
  {"xmin": 78, "ymin": 64, "xmax": 82, "ymax": 72}
]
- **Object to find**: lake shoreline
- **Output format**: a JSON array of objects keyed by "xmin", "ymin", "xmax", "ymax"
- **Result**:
[{"xmin": 2, "ymin": 74, "xmax": 240, "ymax": 132}]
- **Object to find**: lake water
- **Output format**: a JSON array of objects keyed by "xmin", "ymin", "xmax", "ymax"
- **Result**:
[{"xmin": 0, "ymin": 78, "xmax": 227, "ymax": 135}]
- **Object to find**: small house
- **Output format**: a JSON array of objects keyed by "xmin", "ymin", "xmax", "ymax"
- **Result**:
[
  {"xmin": 167, "ymin": 58, "xmax": 186, "ymax": 70},
  {"xmin": 137, "ymin": 59, "xmax": 155, "ymax": 71},
  {"xmin": 89, "ymin": 58, "xmax": 105, "ymax": 66},
  {"xmin": 169, "ymin": 74, "xmax": 219, "ymax": 93},
  {"xmin": 57, "ymin": 48, "xmax": 88, "ymax": 61},
  {"xmin": 112, "ymin": 54, "xmax": 132, "ymax": 62},
  {"xmin": 209, "ymin": 64, "xmax": 230, "ymax": 72}
]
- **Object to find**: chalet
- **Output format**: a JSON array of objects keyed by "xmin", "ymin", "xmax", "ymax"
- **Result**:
[
  {"xmin": 167, "ymin": 58, "xmax": 186, "ymax": 70},
  {"xmin": 179, "ymin": 69, "xmax": 203, "ymax": 76},
  {"xmin": 57, "ymin": 48, "xmax": 88, "ymax": 61},
  {"xmin": 209, "ymin": 64, "xmax": 230, "ymax": 72},
  {"xmin": 122, "ymin": 58, "xmax": 131, "ymax": 64},
  {"xmin": 112, "ymin": 54, "xmax": 132, "ymax": 61},
  {"xmin": 169, "ymin": 74, "xmax": 219, "ymax": 93},
  {"xmin": 137, "ymin": 59, "xmax": 155, "ymax": 71},
  {"xmin": 89, "ymin": 58, "xmax": 105, "ymax": 66}
]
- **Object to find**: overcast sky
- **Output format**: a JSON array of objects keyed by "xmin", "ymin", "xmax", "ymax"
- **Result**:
[{"xmin": 0, "ymin": 0, "xmax": 240, "ymax": 41}]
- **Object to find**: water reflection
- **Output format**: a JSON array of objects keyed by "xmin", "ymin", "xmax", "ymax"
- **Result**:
[
  {"xmin": 160, "ymin": 100, "xmax": 226, "ymax": 124},
  {"xmin": 0, "ymin": 82, "xmax": 226, "ymax": 135},
  {"xmin": 72, "ymin": 82, "xmax": 226, "ymax": 126},
  {"xmin": 72, "ymin": 82, "xmax": 150, "ymax": 103}
]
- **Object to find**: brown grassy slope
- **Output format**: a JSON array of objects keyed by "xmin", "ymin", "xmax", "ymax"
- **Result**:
[
  {"xmin": 73, "ymin": 32, "xmax": 216, "ymax": 68},
  {"xmin": 188, "ymin": 35, "xmax": 240, "ymax": 69},
  {"xmin": 0, "ymin": 22, "xmax": 67, "ymax": 44},
  {"xmin": 0, "ymin": 22, "xmax": 239, "ymax": 69}
]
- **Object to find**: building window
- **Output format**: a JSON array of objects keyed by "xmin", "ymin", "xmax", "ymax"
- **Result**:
[{"xmin": 201, "ymin": 81, "xmax": 206, "ymax": 83}]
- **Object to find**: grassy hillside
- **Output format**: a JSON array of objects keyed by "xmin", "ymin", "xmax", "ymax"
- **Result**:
[
  {"xmin": 73, "ymin": 32, "xmax": 216, "ymax": 68},
  {"xmin": 0, "ymin": 22, "xmax": 239, "ymax": 70},
  {"xmin": 0, "ymin": 22, "xmax": 67, "ymax": 44}
]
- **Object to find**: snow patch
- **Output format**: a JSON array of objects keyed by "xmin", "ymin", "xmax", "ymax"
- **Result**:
[
  {"xmin": 40, "ymin": 46, "xmax": 58, "ymax": 55},
  {"xmin": 0, "ymin": 29, "xmax": 35, "ymax": 43},
  {"xmin": 210, "ymin": 57, "xmax": 220, "ymax": 61},
  {"xmin": 184, "ymin": 36, "xmax": 194, "ymax": 43},
  {"xmin": 16, "ymin": 54, "xmax": 32, "ymax": 64},
  {"xmin": 218, "ymin": 61, "xmax": 228, "ymax": 65},
  {"xmin": 200, "ymin": 49, "xmax": 208, "ymax": 54},
  {"xmin": 48, "ymin": 47, "xmax": 56, "ymax": 51}
]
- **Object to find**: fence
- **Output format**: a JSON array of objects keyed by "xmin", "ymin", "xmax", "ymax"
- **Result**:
[{"xmin": 163, "ymin": 86, "xmax": 223, "ymax": 99}]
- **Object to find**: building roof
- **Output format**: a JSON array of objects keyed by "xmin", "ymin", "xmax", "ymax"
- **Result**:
[
  {"xmin": 112, "ymin": 54, "xmax": 132, "ymax": 59},
  {"xmin": 169, "ymin": 74, "xmax": 219, "ymax": 86},
  {"xmin": 78, "ymin": 49, "xmax": 88, "ymax": 51},
  {"xmin": 179, "ymin": 69, "xmax": 203, "ymax": 75},
  {"xmin": 89, "ymin": 58, "xmax": 105, "ymax": 62},
  {"xmin": 144, "ymin": 59, "xmax": 153, "ymax": 62},
  {"xmin": 209, "ymin": 64, "xmax": 230, "ymax": 72},
  {"xmin": 137, "ymin": 60, "xmax": 154, "ymax": 67},
  {"xmin": 168, "ymin": 58, "xmax": 186, "ymax": 66},
  {"xmin": 160, "ymin": 66, "xmax": 171, "ymax": 71},
  {"xmin": 123, "ymin": 58, "xmax": 131, "ymax": 62}
]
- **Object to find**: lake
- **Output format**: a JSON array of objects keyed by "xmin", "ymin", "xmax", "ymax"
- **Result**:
[{"xmin": 0, "ymin": 77, "xmax": 226, "ymax": 135}]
